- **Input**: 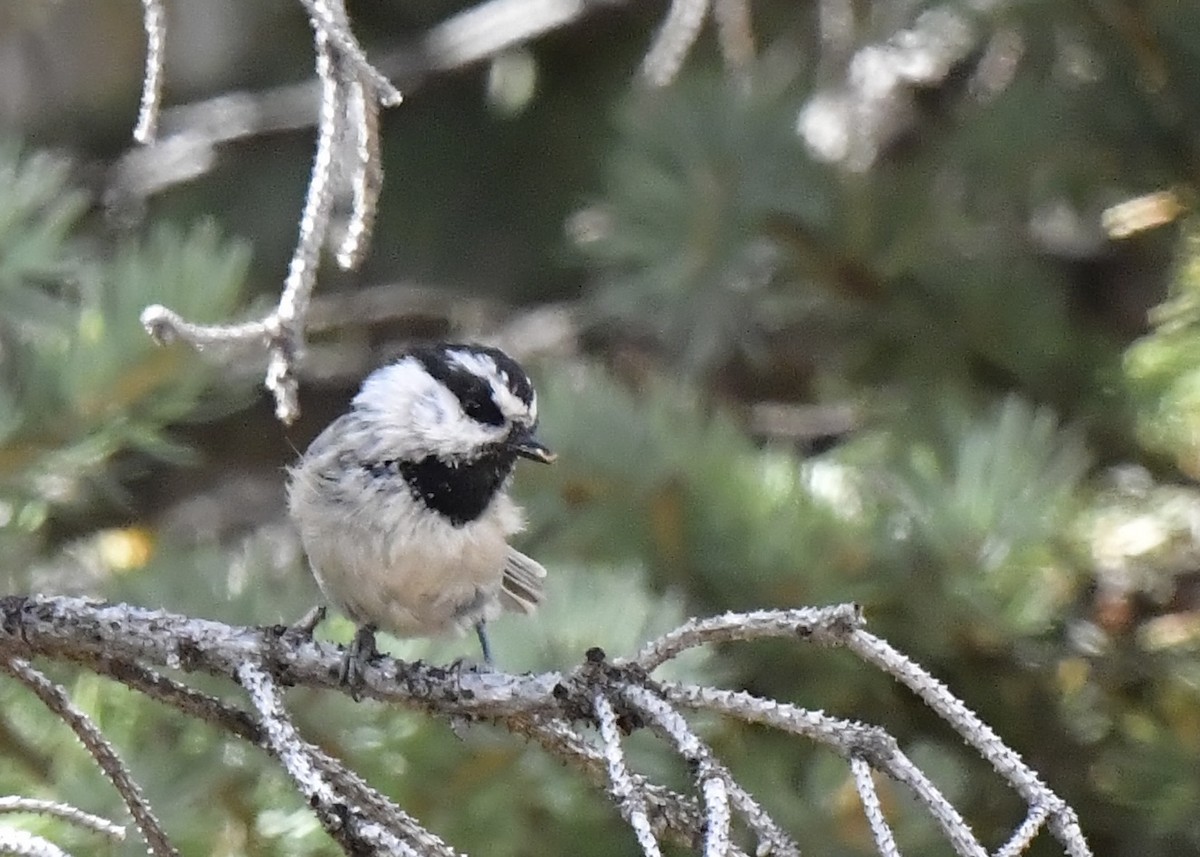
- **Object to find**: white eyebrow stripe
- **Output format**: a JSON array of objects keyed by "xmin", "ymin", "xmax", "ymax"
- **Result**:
[
  {"xmin": 447, "ymin": 349, "xmax": 496, "ymax": 378},
  {"xmin": 447, "ymin": 348, "xmax": 534, "ymax": 422},
  {"xmin": 490, "ymin": 379, "xmax": 530, "ymax": 420}
]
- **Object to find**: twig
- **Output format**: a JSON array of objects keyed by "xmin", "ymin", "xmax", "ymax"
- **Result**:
[
  {"xmin": 331, "ymin": 72, "xmax": 382, "ymax": 271},
  {"xmin": 661, "ymin": 684, "xmax": 987, "ymax": 857},
  {"xmin": 623, "ymin": 603, "xmax": 863, "ymax": 671},
  {"xmin": 112, "ymin": 0, "xmax": 616, "ymax": 203},
  {"xmin": 134, "ymin": 0, "xmax": 166, "ymax": 143},
  {"xmin": 0, "ymin": 595, "xmax": 1094, "ymax": 857},
  {"xmin": 236, "ymin": 661, "xmax": 422, "ymax": 856},
  {"xmin": 0, "ymin": 797, "xmax": 125, "ymax": 841},
  {"xmin": 662, "ymin": 684, "xmax": 986, "ymax": 856},
  {"xmin": 846, "ymin": 631, "xmax": 1093, "ymax": 857},
  {"xmin": 851, "ymin": 757, "xmax": 900, "ymax": 857},
  {"xmin": 641, "ymin": 0, "xmax": 711, "ymax": 87},
  {"xmin": 77, "ymin": 653, "xmax": 459, "ymax": 857},
  {"xmin": 0, "ymin": 828, "xmax": 70, "ymax": 857},
  {"xmin": 994, "ymin": 803, "xmax": 1050, "ymax": 857},
  {"xmin": 137, "ymin": 0, "xmax": 401, "ymax": 424},
  {"xmin": 506, "ymin": 715, "xmax": 726, "ymax": 852},
  {"xmin": 700, "ymin": 775, "xmax": 731, "ymax": 857},
  {"xmin": 420, "ymin": 0, "xmax": 594, "ymax": 72},
  {"xmin": 0, "ymin": 657, "xmax": 178, "ymax": 857},
  {"xmin": 593, "ymin": 693, "xmax": 662, "ymax": 857},
  {"xmin": 622, "ymin": 684, "xmax": 799, "ymax": 857},
  {"xmin": 712, "ymin": 0, "xmax": 755, "ymax": 77},
  {"xmin": 298, "ymin": 0, "xmax": 404, "ymax": 106},
  {"xmin": 262, "ymin": 7, "xmax": 343, "ymax": 423},
  {"xmin": 314, "ymin": 0, "xmax": 388, "ymax": 271}
]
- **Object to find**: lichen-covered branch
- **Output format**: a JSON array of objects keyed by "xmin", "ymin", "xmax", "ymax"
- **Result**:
[
  {"xmin": 623, "ymin": 603, "xmax": 863, "ymax": 671},
  {"xmin": 641, "ymin": 0, "xmax": 710, "ymax": 87},
  {"xmin": 593, "ymin": 692, "xmax": 662, "ymax": 857},
  {"xmin": 236, "ymin": 661, "xmax": 426, "ymax": 856},
  {"xmin": 133, "ymin": 0, "xmax": 166, "ymax": 143},
  {"xmin": 845, "ymin": 630, "xmax": 1091, "ymax": 857},
  {"xmin": 851, "ymin": 757, "xmax": 900, "ymax": 857},
  {"xmin": 0, "ymin": 595, "xmax": 1092, "ymax": 857},
  {"xmin": 623, "ymin": 683, "xmax": 799, "ymax": 857},
  {"xmin": 135, "ymin": 0, "xmax": 401, "ymax": 424},
  {"xmin": 0, "ymin": 797, "xmax": 125, "ymax": 843},
  {"xmin": 0, "ymin": 827, "xmax": 70, "ymax": 857},
  {"xmin": 0, "ymin": 657, "xmax": 177, "ymax": 857}
]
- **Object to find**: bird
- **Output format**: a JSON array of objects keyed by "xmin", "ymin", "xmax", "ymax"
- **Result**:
[{"xmin": 286, "ymin": 342, "xmax": 554, "ymax": 684}]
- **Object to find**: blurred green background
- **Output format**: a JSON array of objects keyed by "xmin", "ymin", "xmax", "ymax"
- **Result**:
[{"xmin": 3, "ymin": 0, "xmax": 1200, "ymax": 854}]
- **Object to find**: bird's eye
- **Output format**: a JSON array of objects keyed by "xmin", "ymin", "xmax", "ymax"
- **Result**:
[{"xmin": 463, "ymin": 393, "xmax": 505, "ymax": 426}]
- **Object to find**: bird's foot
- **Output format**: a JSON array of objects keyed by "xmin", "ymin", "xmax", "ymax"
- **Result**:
[
  {"xmin": 339, "ymin": 624, "xmax": 379, "ymax": 699},
  {"xmin": 446, "ymin": 655, "xmax": 488, "ymax": 676},
  {"xmin": 442, "ymin": 624, "xmax": 495, "ymax": 677}
]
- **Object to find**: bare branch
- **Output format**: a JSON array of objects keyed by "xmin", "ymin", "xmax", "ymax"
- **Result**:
[
  {"xmin": 594, "ymin": 693, "xmax": 662, "ymax": 857},
  {"xmin": 796, "ymin": 6, "xmax": 978, "ymax": 170},
  {"xmin": 0, "ymin": 595, "xmax": 1092, "ymax": 857},
  {"xmin": 299, "ymin": 0, "xmax": 404, "ymax": 106},
  {"xmin": 846, "ymin": 630, "xmax": 1093, "ymax": 857},
  {"xmin": 712, "ymin": 0, "xmax": 755, "ymax": 77},
  {"xmin": 0, "ymin": 828, "xmax": 70, "ymax": 857},
  {"xmin": 237, "ymin": 661, "xmax": 427, "ymax": 856},
  {"xmin": 421, "ymin": 0, "xmax": 593, "ymax": 71},
  {"xmin": 851, "ymin": 757, "xmax": 900, "ymax": 857},
  {"xmin": 331, "ymin": 74, "xmax": 382, "ymax": 271},
  {"xmin": 112, "ymin": 0, "xmax": 616, "ymax": 204},
  {"xmin": 660, "ymin": 684, "xmax": 989, "ymax": 856},
  {"xmin": 623, "ymin": 684, "xmax": 799, "ymax": 857},
  {"xmin": 134, "ymin": 0, "xmax": 167, "ymax": 143},
  {"xmin": 641, "ymin": 0, "xmax": 710, "ymax": 87},
  {"xmin": 140, "ymin": 306, "xmax": 274, "ymax": 348},
  {"xmin": 263, "ymin": 14, "xmax": 342, "ymax": 423},
  {"xmin": 76, "ymin": 652, "xmax": 459, "ymax": 857},
  {"xmin": 505, "ymin": 715, "xmax": 724, "ymax": 852},
  {"xmin": 995, "ymin": 804, "xmax": 1050, "ymax": 857},
  {"xmin": 313, "ymin": 0, "xmax": 389, "ymax": 272},
  {"xmin": 114, "ymin": 0, "xmax": 758, "ymax": 209},
  {"xmin": 136, "ymin": 0, "xmax": 403, "ymax": 424},
  {"xmin": 0, "ymin": 797, "xmax": 125, "ymax": 842},
  {"xmin": 622, "ymin": 603, "xmax": 863, "ymax": 671},
  {"xmin": 0, "ymin": 595, "xmax": 567, "ymax": 716},
  {"xmin": 700, "ymin": 776, "xmax": 731, "ymax": 857},
  {"xmin": 0, "ymin": 657, "xmax": 178, "ymax": 857},
  {"xmin": 1049, "ymin": 811, "xmax": 1091, "ymax": 857}
]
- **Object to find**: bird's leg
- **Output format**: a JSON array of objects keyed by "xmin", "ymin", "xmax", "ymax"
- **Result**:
[
  {"xmin": 340, "ymin": 623, "xmax": 379, "ymax": 697},
  {"xmin": 474, "ymin": 620, "xmax": 494, "ymax": 666}
]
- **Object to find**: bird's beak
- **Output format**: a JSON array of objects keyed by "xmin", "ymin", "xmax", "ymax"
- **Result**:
[{"xmin": 509, "ymin": 426, "xmax": 556, "ymax": 463}]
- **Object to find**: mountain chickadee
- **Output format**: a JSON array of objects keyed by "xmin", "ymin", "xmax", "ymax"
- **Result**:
[{"xmin": 287, "ymin": 343, "xmax": 554, "ymax": 680}]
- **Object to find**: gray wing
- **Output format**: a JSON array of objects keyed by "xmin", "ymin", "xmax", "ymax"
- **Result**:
[{"xmin": 499, "ymin": 548, "xmax": 547, "ymax": 614}]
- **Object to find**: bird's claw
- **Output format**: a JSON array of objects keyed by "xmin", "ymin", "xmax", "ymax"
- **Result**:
[{"xmin": 339, "ymin": 624, "xmax": 379, "ymax": 700}]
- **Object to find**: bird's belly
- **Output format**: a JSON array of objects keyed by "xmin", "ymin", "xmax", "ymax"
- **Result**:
[{"xmin": 303, "ymin": 514, "xmax": 512, "ymax": 638}]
